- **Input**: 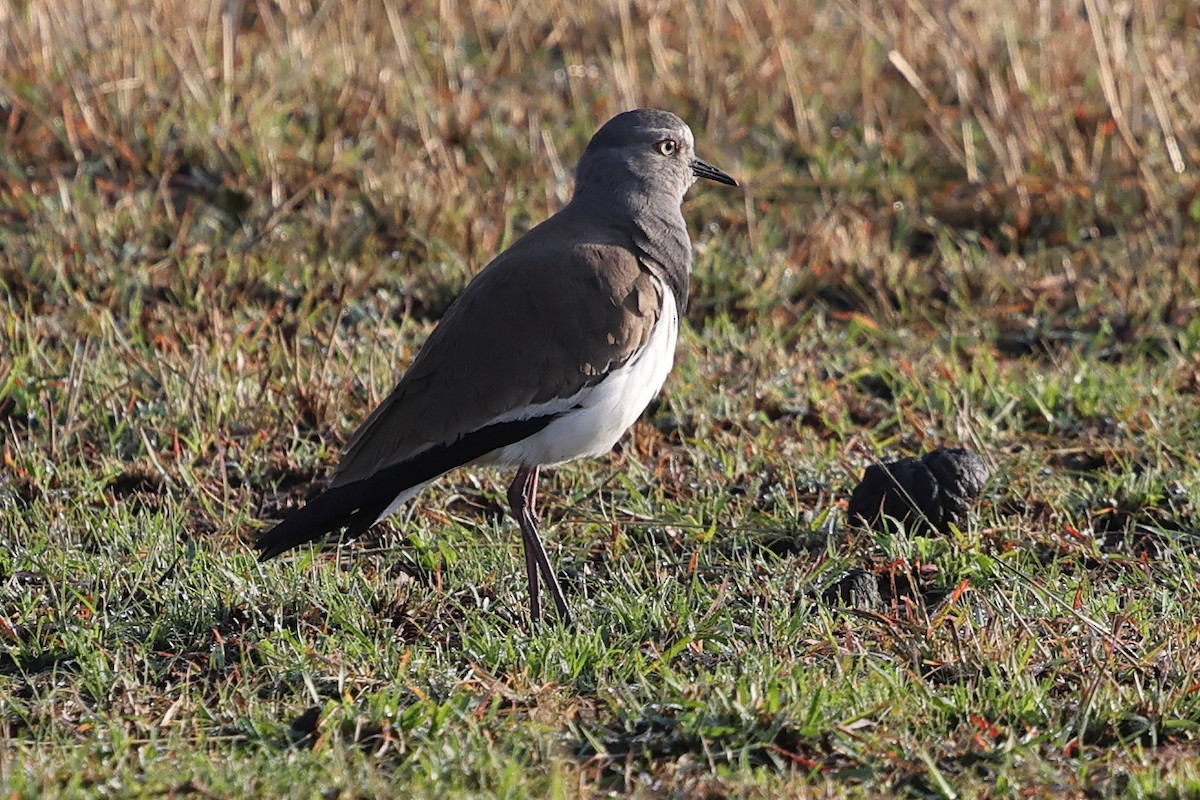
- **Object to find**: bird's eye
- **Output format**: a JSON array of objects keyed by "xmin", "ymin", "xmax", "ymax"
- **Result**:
[{"xmin": 655, "ymin": 138, "xmax": 677, "ymax": 156}]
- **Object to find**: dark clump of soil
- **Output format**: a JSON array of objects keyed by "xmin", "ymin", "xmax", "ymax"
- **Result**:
[{"xmin": 848, "ymin": 448, "xmax": 990, "ymax": 534}]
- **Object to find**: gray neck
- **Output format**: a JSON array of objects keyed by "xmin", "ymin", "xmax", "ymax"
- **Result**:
[
  {"xmin": 565, "ymin": 184, "xmax": 693, "ymax": 313},
  {"xmin": 628, "ymin": 200, "xmax": 692, "ymax": 314}
]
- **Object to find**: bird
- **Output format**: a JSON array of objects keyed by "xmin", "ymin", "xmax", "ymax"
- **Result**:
[{"xmin": 255, "ymin": 108, "xmax": 737, "ymax": 626}]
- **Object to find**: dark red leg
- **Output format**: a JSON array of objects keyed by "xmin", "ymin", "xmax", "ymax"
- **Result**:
[{"xmin": 507, "ymin": 465, "xmax": 572, "ymax": 626}]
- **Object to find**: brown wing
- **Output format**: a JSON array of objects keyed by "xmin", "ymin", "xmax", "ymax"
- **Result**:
[{"xmin": 329, "ymin": 216, "xmax": 663, "ymax": 487}]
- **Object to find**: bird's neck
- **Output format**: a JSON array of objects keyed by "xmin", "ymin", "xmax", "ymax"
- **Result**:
[
  {"xmin": 630, "ymin": 200, "xmax": 692, "ymax": 314},
  {"xmin": 564, "ymin": 187, "xmax": 693, "ymax": 313}
]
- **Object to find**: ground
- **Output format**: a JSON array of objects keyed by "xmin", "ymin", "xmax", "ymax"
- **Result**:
[{"xmin": 2, "ymin": 0, "xmax": 1200, "ymax": 797}]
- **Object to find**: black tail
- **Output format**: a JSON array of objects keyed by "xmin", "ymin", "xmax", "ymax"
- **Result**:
[
  {"xmin": 254, "ymin": 413, "xmax": 563, "ymax": 561},
  {"xmin": 255, "ymin": 479, "xmax": 390, "ymax": 560}
]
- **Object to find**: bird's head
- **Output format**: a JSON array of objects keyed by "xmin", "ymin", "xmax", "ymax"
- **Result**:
[{"xmin": 574, "ymin": 108, "xmax": 737, "ymax": 206}]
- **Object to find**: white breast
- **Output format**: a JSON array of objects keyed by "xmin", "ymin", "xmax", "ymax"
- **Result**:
[
  {"xmin": 366, "ymin": 289, "xmax": 678, "ymax": 527},
  {"xmin": 490, "ymin": 288, "xmax": 679, "ymax": 467}
]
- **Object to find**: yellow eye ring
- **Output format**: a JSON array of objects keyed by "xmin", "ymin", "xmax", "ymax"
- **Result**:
[{"xmin": 655, "ymin": 138, "xmax": 677, "ymax": 156}]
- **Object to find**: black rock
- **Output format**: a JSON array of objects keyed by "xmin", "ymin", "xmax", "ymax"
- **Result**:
[{"xmin": 848, "ymin": 448, "xmax": 990, "ymax": 534}]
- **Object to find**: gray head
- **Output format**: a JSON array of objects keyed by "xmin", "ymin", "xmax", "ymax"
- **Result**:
[{"xmin": 574, "ymin": 109, "xmax": 737, "ymax": 206}]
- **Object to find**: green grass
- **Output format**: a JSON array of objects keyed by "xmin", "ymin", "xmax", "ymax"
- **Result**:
[{"xmin": 3, "ymin": 0, "xmax": 1200, "ymax": 797}]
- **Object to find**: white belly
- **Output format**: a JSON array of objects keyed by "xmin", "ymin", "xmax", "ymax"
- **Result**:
[
  {"xmin": 369, "ymin": 289, "xmax": 679, "ymax": 526},
  {"xmin": 490, "ymin": 289, "xmax": 679, "ymax": 467}
]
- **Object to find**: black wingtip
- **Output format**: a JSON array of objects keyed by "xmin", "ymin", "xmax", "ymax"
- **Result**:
[
  {"xmin": 255, "ymin": 471, "xmax": 409, "ymax": 562},
  {"xmin": 254, "ymin": 481, "xmax": 381, "ymax": 561},
  {"xmin": 253, "ymin": 415, "xmax": 566, "ymax": 562},
  {"xmin": 255, "ymin": 532, "xmax": 293, "ymax": 562},
  {"xmin": 254, "ymin": 515, "xmax": 320, "ymax": 561}
]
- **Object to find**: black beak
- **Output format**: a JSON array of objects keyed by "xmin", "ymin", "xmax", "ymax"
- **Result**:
[{"xmin": 691, "ymin": 157, "xmax": 738, "ymax": 187}]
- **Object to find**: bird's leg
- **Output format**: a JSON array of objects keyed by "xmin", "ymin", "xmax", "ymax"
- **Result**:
[
  {"xmin": 507, "ymin": 465, "xmax": 572, "ymax": 626},
  {"xmin": 509, "ymin": 465, "xmax": 542, "ymax": 624}
]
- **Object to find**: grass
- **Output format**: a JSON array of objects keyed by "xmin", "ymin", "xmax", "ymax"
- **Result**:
[{"xmin": 2, "ymin": 0, "xmax": 1200, "ymax": 796}]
